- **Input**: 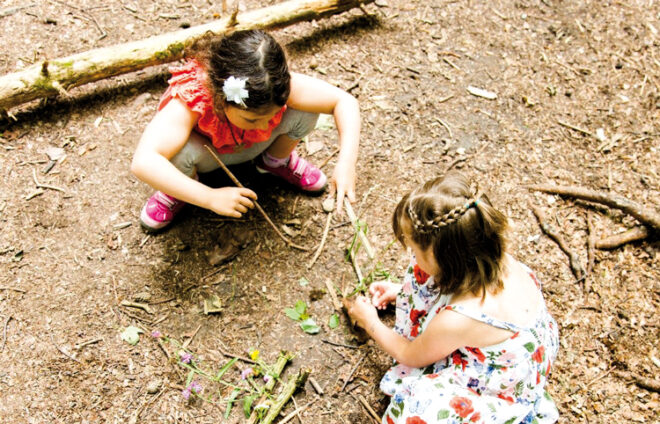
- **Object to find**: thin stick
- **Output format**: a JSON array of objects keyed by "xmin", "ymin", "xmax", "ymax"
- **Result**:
[
  {"xmin": 436, "ymin": 118, "xmax": 453, "ymax": 138},
  {"xmin": 0, "ymin": 316, "xmax": 11, "ymax": 352},
  {"xmin": 182, "ymin": 324, "xmax": 202, "ymax": 349},
  {"xmin": 74, "ymin": 337, "xmax": 102, "ymax": 350},
  {"xmin": 120, "ymin": 300, "xmax": 154, "ymax": 314},
  {"xmin": 355, "ymin": 394, "xmax": 381, "ymax": 424},
  {"xmin": 309, "ymin": 376, "xmax": 324, "ymax": 395},
  {"xmin": 321, "ymin": 338, "xmax": 358, "ymax": 349},
  {"xmin": 308, "ymin": 212, "xmax": 333, "ymax": 268},
  {"xmin": 204, "ymin": 145, "xmax": 309, "ymax": 251},
  {"xmin": 50, "ymin": 334, "xmax": 81, "ymax": 363},
  {"xmin": 585, "ymin": 212, "xmax": 596, "ymax": 299},
  {"xmin": 0, "ymin": 287, "xmax": 26, "ymax": 293},
  {"xmin": 219, "ymin": 347, "xmax": 257, "ymax": 364},
  {"xmin": 531, "ymin": 205, "xmax": 586, "ymax": 281},
  {"xmin": 323, "ymin": 280, "xmax": 343, "ymax": 312},
  {"xmin": 32, "ymin": 169, "xmax": 65, "ymax": 192},
  {"xmin": 319, "ymin": 147, "xmax": 340, "ymax": 169},
  {"xmin": 341, "ymin": 352, "xmax": 366, "ymax": 391},
  {"xmin": 278, "ymin": 396, "xmax": 318, "ymax": 424},
  {"xmin": 344, "ymin": 198, "xmax": 375, "ymax": 259},
  {"xmin": 557, "ymin": 120, "xmax": 596, "ymax": 138}
]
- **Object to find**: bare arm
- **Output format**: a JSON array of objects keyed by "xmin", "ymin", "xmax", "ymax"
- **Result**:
[
  {"xmin": 287, "ymin": 72, "xmax": 360, "ymax": 213},
  {"xmin": 131, "ymin": 98, "xmax": 256, "ymax": 217},
  {"xmin": 344, "ymin": 296, "xmax": 470, "ymax": 368}
]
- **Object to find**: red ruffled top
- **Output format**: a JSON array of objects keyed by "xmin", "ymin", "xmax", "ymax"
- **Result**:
[{"xmin": 158, "ymin": 60, "xmax": 286, "ymax": 154}]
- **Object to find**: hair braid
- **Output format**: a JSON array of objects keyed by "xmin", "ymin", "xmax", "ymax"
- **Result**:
[{"xmin": 408, "ymin": 194, "xmax": 481, "ymax": 234}]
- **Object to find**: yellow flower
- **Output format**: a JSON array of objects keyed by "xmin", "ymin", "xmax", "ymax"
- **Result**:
[{"xmin": 250, "ymin": 349, "xmax": 260, "ymax": 361}]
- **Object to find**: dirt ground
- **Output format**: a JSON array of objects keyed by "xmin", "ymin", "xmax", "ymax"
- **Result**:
[{"xmin": 1, "ymin": 0, "xmax": 659, "ymax": 423}]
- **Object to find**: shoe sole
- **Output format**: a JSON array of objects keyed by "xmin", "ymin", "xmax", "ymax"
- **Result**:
[{"xmin": 139, "ymin": 205, "xmax": 172, "ymax": 233}]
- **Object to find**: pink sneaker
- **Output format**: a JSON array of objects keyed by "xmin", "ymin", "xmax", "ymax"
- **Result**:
[
  {"xmin": 140, "ymin": 191, "xmax": 186, "ymax": 232},
  {"xmin": 256, "ymin": 150, "xmax": 327, "ymax": 193}
]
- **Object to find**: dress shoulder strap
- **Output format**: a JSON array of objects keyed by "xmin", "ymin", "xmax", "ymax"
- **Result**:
[{"xmin": 439, "ymin": 304, "xmax": 523, "ymax": 332}]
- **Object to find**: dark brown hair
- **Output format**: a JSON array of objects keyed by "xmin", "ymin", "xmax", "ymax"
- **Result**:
[
  {"xmin": 187, "ymin": 30, "xmax": 290, "ymax": 113},
  {"xmin": 392, "ymin": 171, "xmax": 509, "ymax": 299}
]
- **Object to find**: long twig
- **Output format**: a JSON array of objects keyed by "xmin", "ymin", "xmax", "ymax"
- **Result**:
[
  {"xmin": 204, "ymin": 145, "xmax": 309, "ymax": 251},
  {"xmin": 531, "ymin": 205, "xmax": 586, "ymax": 281},
  {"xmin": 340, "ymin": 351, "xmax": 366, "ymax": 391},
  {"xmin": 585, "ymin": 212, "xmax": 596, "ymax": 298},
  {"xmin": 615, "ymin": 370, "xmax": 660, "ymax": 393},
  {"xmin": 307, "ymin": 212, "xmax": 333, "ymax": 268},
  {"xmin": 528, "ymin": 184, "xmax": 660, "ymax": 231},
  {"xmin": 32, "ymin": 169, "xmax": 65, "ymax": 192},
  {"xmin": 0, "ymin": 315, "xmax": 11, "ymax": 352},
  {"xmin": 278, "ymin": 396, "xmax": 319, "ymax": 424},
  {"xmin": 50, "ymin": 334, "xmax": 81, "ymax": 363},
  {"xmin": 354, "ymin": 394, "xmax": 381, "ymax": 424},
  {"xmin": 0, "ymin": 287, "xmax": 26, "ymax": 293},
  {"xmin": 344, "ymin": 198, "xmax": 375, "ymax": 259}
]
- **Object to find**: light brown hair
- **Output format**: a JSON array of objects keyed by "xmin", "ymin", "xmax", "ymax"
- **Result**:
[{"xmin": 392, "ymin": 171, "xmax": 509, "ymax": 299}]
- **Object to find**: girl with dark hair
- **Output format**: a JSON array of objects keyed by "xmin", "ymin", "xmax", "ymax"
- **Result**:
[
  {"xmin": 131, "ymin": 30, "xmax": 360, "ymax": 231},
  {"xmin": 345, "ymin": 171, "xmax": 559, "ymax": 423}
]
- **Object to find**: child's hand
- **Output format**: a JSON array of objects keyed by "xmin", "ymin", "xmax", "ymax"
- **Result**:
[
  {"xmin": 369, "ymin": 281, "xmax": 401, "ymax": 310},
  {"xmin": 343, "ymin": 296, "xmax": 379, "ymax": 330},
  {"xmin": 331, "ymin": 158, "xmax": 356, "ymax": 214},
  {"xmin": 207, "ymin": 187, "xmax": 257, "ymax": 218}
]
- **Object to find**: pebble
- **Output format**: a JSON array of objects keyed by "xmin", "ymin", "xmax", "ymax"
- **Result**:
[
  {"xmin": 146, "ymin": 379, "xmax": 161, "ymax": 394},
  {"xmin": 322, "ymin": 198, "xmax": 335, "ymax": 213}
]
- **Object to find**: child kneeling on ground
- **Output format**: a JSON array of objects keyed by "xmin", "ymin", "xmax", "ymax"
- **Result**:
[{"xmin": 345, "ymin": 171, "xmax": 559, "ymax": 424}]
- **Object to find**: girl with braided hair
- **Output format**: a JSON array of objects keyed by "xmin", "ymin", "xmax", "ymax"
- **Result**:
[{"xmin": 345, "ymin": 171, "xmax": 559, "ymax": 423}]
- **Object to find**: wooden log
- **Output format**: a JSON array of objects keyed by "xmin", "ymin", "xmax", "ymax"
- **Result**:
[
  {"xmin": 0, "ymin": 0, "xmax": 374, "ymax": 112},
  {"xmin": 528, "ymin": 184, "xmax": 660, "ymax": 231},
  {"xmin": 595, "ymin": 226, "xmax": 650, "ymax": 250}
]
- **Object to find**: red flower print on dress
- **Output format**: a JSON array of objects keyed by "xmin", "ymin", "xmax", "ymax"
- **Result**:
[
  {"xmin": 387, "ymin": 415, "xmax": 395, "ymax": 424},
  {"xmin": 536, "ymin": 371, "xmax": 541, "ymax": 384},
  {"xmin": 532, "ymin": 346, "xmax": 545, "ymax": 363},
  {"xmin": 470, "ymin": 412, "xmax": 482, "ymax": 422},
  {"xmin": 449, "ymin": 396, "xmax": 474, "ymax": 418},
  {"xmin": 413, "ymin": 264, "xmax": 430, "ymax": 284},
  {"xmin": 497, "ymin": 393, "xmax": 514, "ymax": 404},
  {"xmin": 452, "ymin": 351, "xmax": 468, "ymax": 371},
  {"xmin": 466, "ymin": 347, "xmax": 486, "ymax": 363},
  {"xmin": 405, "ymin": 417, "xmax": 427, "ymax": 424}
]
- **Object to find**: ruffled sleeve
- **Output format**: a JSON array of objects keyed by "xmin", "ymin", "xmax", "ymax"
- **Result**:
[{"xmin": 158, "ymin": 59, "xmax": 212, "ymax": 117}]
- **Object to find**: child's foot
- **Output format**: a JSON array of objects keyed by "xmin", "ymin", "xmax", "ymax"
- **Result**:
[
  {"xmin": 256, "ymin": 150, "xmax": 327, "ymax": 193},
  {"xmin": 139, "ymin": 191, "xmax": 186, "ymax": 232}
]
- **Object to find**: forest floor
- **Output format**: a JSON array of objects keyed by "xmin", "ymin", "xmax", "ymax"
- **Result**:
[{"xmin": 0, "ymin": 0, "xmax": 658, "ymax": 423}]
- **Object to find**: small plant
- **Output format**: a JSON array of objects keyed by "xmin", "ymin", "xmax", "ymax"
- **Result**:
[{"xmin": 284, "ymin": 300, "xmax": 320, "ymax": 334}]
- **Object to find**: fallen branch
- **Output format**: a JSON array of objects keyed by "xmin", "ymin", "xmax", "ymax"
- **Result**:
[
  {"xmin": 205, "ymin": 145, "xmax": 309, "ymax": 251},
  {"xmin": 585, "ymin": 211, "xmax": 596, "ymax": 298},
  {"xmin": 307, "ymin": 211, "xmax": 333, "ymax": 268},
  {"xmin": 531, "ymin": 205, "xmax": 586, "ymax": 281},
  {"xmin": 615, "ymin": 370, "xmax": 660, "ymax": 393},
  {"xmin": 0, "ymin": 0, "xmax": 374, "ymax": 111},
  {"xmin": 340, "ymin": 351, "xmax": 366, "ymax": 391},
  {"xmin": 0, "ymin": 315, "xmax": 11, "ymax": 352},
  {"xmin": 247, "ymin": 351, "xmax": 295, "ymax": 424},
  {"xmin": 354, "ymin": 394, "xmax": 381, "ymax": 424},
  {"xmin": 595, "ymin": 226, "xmax": 650, "ymax": 250},
  {"xmin": 528, "ymin": 184, "xmax": 660, "ymax": 231},
  {"xmin": 260, "ymin": 368, "xmax": 311, "ymax": 424},
  {"xmin": 120, "ymin": 300, "xmax": 154, "ymax": 315},
  {"xmin": 324, "ymin": 279, "xmax": 343, "ymax": 312}
]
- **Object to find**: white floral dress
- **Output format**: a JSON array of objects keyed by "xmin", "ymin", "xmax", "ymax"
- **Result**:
[{"xmin": 380, "ymin": 257, "xmax": 559, "ymax": 424}]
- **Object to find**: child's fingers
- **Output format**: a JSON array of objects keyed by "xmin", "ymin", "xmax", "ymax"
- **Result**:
[{"xmin": 239, "ymin": 188, "xmax": 258, "ymax": 200}]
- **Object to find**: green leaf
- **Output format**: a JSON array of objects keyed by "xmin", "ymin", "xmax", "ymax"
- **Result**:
[
  {"xmin": 300, "ymin": 318, "xmax": 320, "ymax": 334},
  {"xmin": 243, "ymin": 394, "xmax": 256, "ymax": 418},
  {"xmin": 523, "ymin": 342, "xmax": 535, "ymax": 353},
  {"xmin": 328, "ymin": 314, "xmax": 339, "ymax": 329},
  {"xmin": 225, "ymin": 388, "xmax": 241, "ymax": 418},
  {"xmin": 284, "ymin": 307, "xmax": 301, "ymax": 321},
  {"xmin": 185, "ymin": 370, "xmax": 195, "ymax": 386},
  {"xmin": 294, "ymin": 300, "xmax": 307, "ymax": 316},
  {"xmin": 215, "ymin": 357, "xmax": 238, "ymax": 380},
  {"xmin": 120, "ymin": 326, "xmax": 143, "ymax": 345},
  {"xmin": 437, "ymin": 410, "xmax": 450, "ymax": 419}
]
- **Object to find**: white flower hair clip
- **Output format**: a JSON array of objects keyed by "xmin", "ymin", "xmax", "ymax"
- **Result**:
[{"xmin": 223, "ymin": 76, "xmax": 249, "ymax": 107}]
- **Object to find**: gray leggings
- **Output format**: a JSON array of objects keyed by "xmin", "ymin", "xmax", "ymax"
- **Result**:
[{"xmin": 171, "ymin": 108, "xmax": 319, "ymax": 177}]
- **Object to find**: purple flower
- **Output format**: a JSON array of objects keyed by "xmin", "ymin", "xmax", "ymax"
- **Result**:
[
  {"xmin": 180, "ymin": 352, "xmax": 193, "ymax": 364},
  {"xmin": 151, "ymin": 330, "xmax": 162, "ymax": 338},
  {"xmin": 263, "ymin": 375, "xmax": 272, "ymax": 384},
  {"xmin": 182, "ymin": 380, "xmax": 203, "ymax": 401},
  {"xmin": 241, "ymin": 367, "xmax": 254, "ymax": 380}
]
